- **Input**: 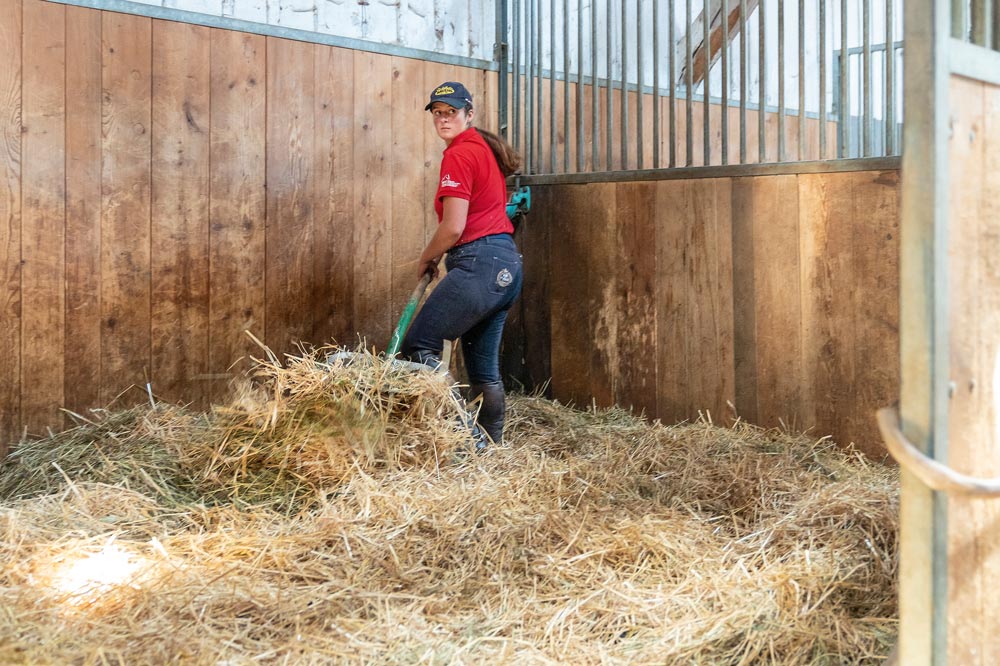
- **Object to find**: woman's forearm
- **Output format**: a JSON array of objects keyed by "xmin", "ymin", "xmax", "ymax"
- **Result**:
[{"xmin": 418, "ymin": 197, "xmax": 470, "ymax": 275}]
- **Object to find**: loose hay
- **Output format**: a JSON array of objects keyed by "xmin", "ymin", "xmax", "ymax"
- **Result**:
[{"xmin": 0, "ymin": 346, "xmax": 898, "ymax": 665}]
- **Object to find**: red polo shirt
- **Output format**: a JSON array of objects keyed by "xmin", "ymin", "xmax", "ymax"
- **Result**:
[{"xmin": 434, "ymin": 128, "xmax": 513, "ymax": 245}]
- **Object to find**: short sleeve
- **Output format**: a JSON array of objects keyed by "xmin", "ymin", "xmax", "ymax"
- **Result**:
[{"xmin": 436, "ymin": 149, "xmax": 475, "ymax": 202}]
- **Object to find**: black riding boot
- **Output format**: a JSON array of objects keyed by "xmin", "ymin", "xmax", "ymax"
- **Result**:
[{"xmin": 469, "ymin": 381, "xmax": 506, "ymax": 446}]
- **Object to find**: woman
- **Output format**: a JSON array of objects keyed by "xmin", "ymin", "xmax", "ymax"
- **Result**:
[{"xmin": 401, "ymin": 81, "xmax": 523, "ymax": 447}]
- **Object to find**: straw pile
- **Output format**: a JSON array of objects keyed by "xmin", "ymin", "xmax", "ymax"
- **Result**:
[{"xmin": 0, "ymin": 346, "xmax": 898, "ymax": 665}]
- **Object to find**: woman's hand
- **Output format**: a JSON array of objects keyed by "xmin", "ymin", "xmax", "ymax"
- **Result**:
[{"xmin": 418, "ymin": 256, "xmax": 441, "ymax": 281}]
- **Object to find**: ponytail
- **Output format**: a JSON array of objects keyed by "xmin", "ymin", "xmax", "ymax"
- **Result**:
[{"xmin": 476, "ymin": 128, "xmax": 522, "ymax": 177}]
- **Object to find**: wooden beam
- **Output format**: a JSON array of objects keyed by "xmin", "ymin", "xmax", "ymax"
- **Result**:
[{"xmin": 676, "ymin": 0, "xmax": 760, "ymax": 87}]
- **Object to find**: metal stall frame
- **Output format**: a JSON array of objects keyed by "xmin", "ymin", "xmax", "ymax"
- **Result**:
[{"xmin": 898, "ymin": 1, "xmax": 1000, "ymax": 665}]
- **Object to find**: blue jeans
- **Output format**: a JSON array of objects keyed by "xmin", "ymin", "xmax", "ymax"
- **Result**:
[{"xmin": 402, "ymin": 233, "xmax": 523, "ymax": 384}]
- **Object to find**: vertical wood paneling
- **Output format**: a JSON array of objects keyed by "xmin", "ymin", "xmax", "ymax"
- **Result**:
[
  {"xmin": 266, "ymin": 37, "xmax": 315, "ymax": 356},
  {"xmin": 208, "ymin": 29, "xmax": 266, "ymax": 399},
  {"xmin": 312, "ymin": 45, "xmax": 354, "ymax": 346},
  {"xmin": 946, "ymin": 76, "xmax": 1000, "ymax": 666},
  {"xmin": 100, "ymin": 11, "xmax": 152, "ymax": 407},
  {"xmin": 390, "ymin": 56, "xmax": 426, "ymax": 322},
  {"xmin": 686, "ymin": 178, "xmax": 735, "ymax": 420},
  {"xmin": 614, "ymin": 181, "xmax": 657, "ymax": 415},
  {"xmin": 21, "ymin": 0, "xmax": 65, "ymax": 433},
  {"xmin": 849, "ymin": 170, "xmax": 899, "ymax": 456},
  {"xmin": 0, "ymin": 0, "xmax": 21, "ymax": 447},
  {"xmin": 799, "ymin": 172, "xmax": 857, "ymax": 444},
  {"xmin": 352, "ymin": 52, "xmax": 393, "ymax": 349},
  {"xmin": 64, "ymin": 6, "xmax": 102, "ymax": 419},
  {"xmin": 585, "ymin": 182, "xmax": 618, "ymax": 407},
  {"xmin": 151, "ymin": 20, "xmax": 210, "ymax": 407},
  {"xmin": 749, "ymin": 175, "xmax": 803, "ymax": 429},
  {"xmin": 656, "ymin": 180, "xmax": 692, "ymax": 423},
  {"xmin": 730, "ymin": 177, "xmax": 759, "ymax": 423},
  {"xmin": 548, "ymin": 184, "xmax": 599, "ymax": 406}
]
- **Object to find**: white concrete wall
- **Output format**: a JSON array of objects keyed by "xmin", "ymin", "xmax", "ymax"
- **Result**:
[{"xmin": 122, "ymin": 0, "xmax": 497, "ymax": 60}]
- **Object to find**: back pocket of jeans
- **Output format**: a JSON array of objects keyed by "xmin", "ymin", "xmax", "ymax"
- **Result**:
[{"xmin": 487, "ymin": 255, "xmax": 520, "ymax": 296}]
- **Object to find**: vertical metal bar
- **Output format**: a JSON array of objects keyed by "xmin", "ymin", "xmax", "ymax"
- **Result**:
[
  {"xmin": 686, "ymin": 0, "xmax": 694, "ymax": 166},
  {"xmin": 899, "ymin": 0, "xmax": 952, "ymax": 662},
  {"xmin": 839, "ymin": 0, "xmax": 848, "ymax": 158},
  {"xmin": 972, "ymin": 0, "xmax": 991, "ymax": 46},
  {"xmin": 550, "ymin": 0, "xmax": 556, "ymax": 173},
  {"xmin": 653, "ymin": 0, "xmax": 661, "ymax": 168},
  {"xmin": 670, "ymin": 0, "xmax": 677, "ymax": 167},
  {"xmin": 820, "ymin": 0, "xmax": 827, "ymax": 159},
  {"xmin": 537, "ymin": 0, "xmax": 544, "ymax": 173},
  {"xmin": 797, "ymin": 0, "xmax": 805, "ymax": 160},
  {"xmin": 498, "ymin": 0, "xmax": 510, "ymax": 139},
  {"xmin": 592, "ymin": 0, "xmax": 599, "ymax": 170},
  {"xmin": 637, "ymin": 0, "xmax": 644, "ymax": 169},
  {"xmin": 577, "ymin": 0, "xmax": 584, "ymax": 171},
  {"xmin": 563, "ymin": 0, "xmax": 570, "ymax": 171},
  {"xmin": 721, "ymin": 0, "xmax": 729, "ymax": 165},
  {"xmin": 622, "ymin": 0, "xmax": 629, "ymax": 168},
  {"xmin": 953, "ymin": 0, "xmax": 968, "ymax": 39},
  {"xmin": 863, "ymin": 0, "xmax": 871, "ymax": 157},
  {"xmin": 886, "ymin": 0, "xmax": 895, "ymax": 155},
  {"xmin": 607, "ymin": 0, "xmax": 613, "ymax": 169},
  {"xmin": 758, "ymin": 0, "xmax": 766, "ymax": 162},
  {"xmin": 778, "ymin": 0, "xmax": 786, "ymax": 162},
  {"xmin": 526, "ymin": 0, "xmax": 534, "ymax": 172},
  {"xmin": 535, "ymin": 0, "xmax": 545, "ymax": 173},
  {"xmin": 513, "ymin": 0, "xmax": 521, "ymax": 152},
  {"xmin": 740, "ymin": 0, "xmax": 747, "ymax": 162},
  {"xmin": 703, "ymin": 0, "xmax": 711, "ymax": 165}
]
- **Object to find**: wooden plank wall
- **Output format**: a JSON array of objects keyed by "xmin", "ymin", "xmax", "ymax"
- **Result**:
[
  {"xmin": 509, "ymin": 169, "xmax": 900, "ymax": 457},
  {"xmin": 0, "ymin": 0, "xmax": 497, "ymax": 449},
  {"xmin": 945, "ymin": 74, "xmax": 1000, "ymax": 665}
]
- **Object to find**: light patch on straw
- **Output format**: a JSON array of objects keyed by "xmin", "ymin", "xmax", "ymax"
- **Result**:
[{"xmin": 49, "ymin": 540, "xmax": 147, "ymax": 604}]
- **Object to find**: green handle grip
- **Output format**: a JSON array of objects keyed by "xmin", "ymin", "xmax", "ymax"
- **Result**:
[{"xmin": 386, "ymin": 272, "xmax": 433, "ymax": 357}]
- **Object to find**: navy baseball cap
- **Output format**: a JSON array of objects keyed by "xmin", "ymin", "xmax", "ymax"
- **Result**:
[{"xmin": 425, "ymin": 81, "xmax": 473, "ymax": 111}]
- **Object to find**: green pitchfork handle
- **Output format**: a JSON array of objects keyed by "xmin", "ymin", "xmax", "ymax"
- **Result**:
[{"xmin": 386, "ymin": 272, "xmax": 433, "ymax": 357}]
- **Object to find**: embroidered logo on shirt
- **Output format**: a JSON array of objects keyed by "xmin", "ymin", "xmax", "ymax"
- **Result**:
[
  {"xmin": 441, "ymin": 173, "xmax": 461, "ymax": 188},
  {"xmin": 496, "ymin": 268, "xmax": 513, "ymax": 288}
]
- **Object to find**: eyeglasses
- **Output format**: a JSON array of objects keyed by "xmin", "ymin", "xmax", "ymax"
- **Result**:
[{"xmin": 431, "ymin": 107, "xmax": 461, "ymax": 120}]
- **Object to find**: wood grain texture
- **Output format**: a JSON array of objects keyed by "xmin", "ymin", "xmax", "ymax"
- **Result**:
[
  {"xmin": 799, "ymin": 171, "xmax": 857, "ymax": 445},
  {"xmin": 548, "ymin": 183, "xmax": 600, "ymax": 407},
  {"xmin": 21, "ymin": 0, "xmax": 65, "ymax": 433},
  {"xmin": 585, "ymin": 182, "xmax": 619, "ymax": 407},
  {"xmin": 945, "ymin": 75, "xmax": 1000, "ymax": 666},
  {"xmin": 0, "ymin": 0, "xmax": 21, "ymax": 448},
  {"xmin": 100, "ymin": 11, "xmax": 152, "ymax": 407},
  {"xmin": 266, "ymin": 37, "xmax": 315, "ymax": 356},
  {"xmin": 685, "ymin": 178, "xmax": 734, "ymax": 422},
  {"xmin": 730, "ymin": 177, "xmax": 759, "ymax": 424},
  {"xmin": 614, "ymin": 182, "xmax": 658, "ymax": 416},
  {"xmin": 656, "ymin": 179, "xmax": 693, "ymax": 423},
  {"xmin": 849, "ymin": 169, "xmax": 899, "ymax": 457},
  {"xmin": 312, "ymin": 45, "xmax": 354, "ymax": 346},
  {"xmin": 749, "ymin": 174, "xmax": 803, "ymax": 430},
  {"xmin": 208, "ymin": 28, "xmax": 266, "ymax": 398},
  {"xmin": 390, "ymin": 56, "xmax": 426, "ymax": 324},
  {"xmin": 151, "ymin": 19, "xmax": 210, "ymax": 407},
  {"xmin": 64, "ymin": 5, "xmax": 102, "ymax": 420},
  {"xmin": 352, "ymin": 52, "xmax": 393, "ymax": 350}
]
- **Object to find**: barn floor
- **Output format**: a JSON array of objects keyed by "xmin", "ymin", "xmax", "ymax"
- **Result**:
[{"xmin": 0, "ymin": 347, "xmax": 898, "ymax": 665}]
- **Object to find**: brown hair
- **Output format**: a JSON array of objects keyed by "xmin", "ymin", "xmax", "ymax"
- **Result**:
[{"xmin": 476, "ymin": 127, "xmax": 522, "ymax": 177}]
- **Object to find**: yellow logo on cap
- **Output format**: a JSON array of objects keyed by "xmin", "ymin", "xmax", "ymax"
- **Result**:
[{"xmin": 434, "ymin": 85, "xmax": 456, "ymax": 96}]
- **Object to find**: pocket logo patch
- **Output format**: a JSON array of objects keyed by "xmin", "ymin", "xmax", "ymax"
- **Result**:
[{"xmin": 496, "ymin": 268, "xmax": 514, "ymax": 288}]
